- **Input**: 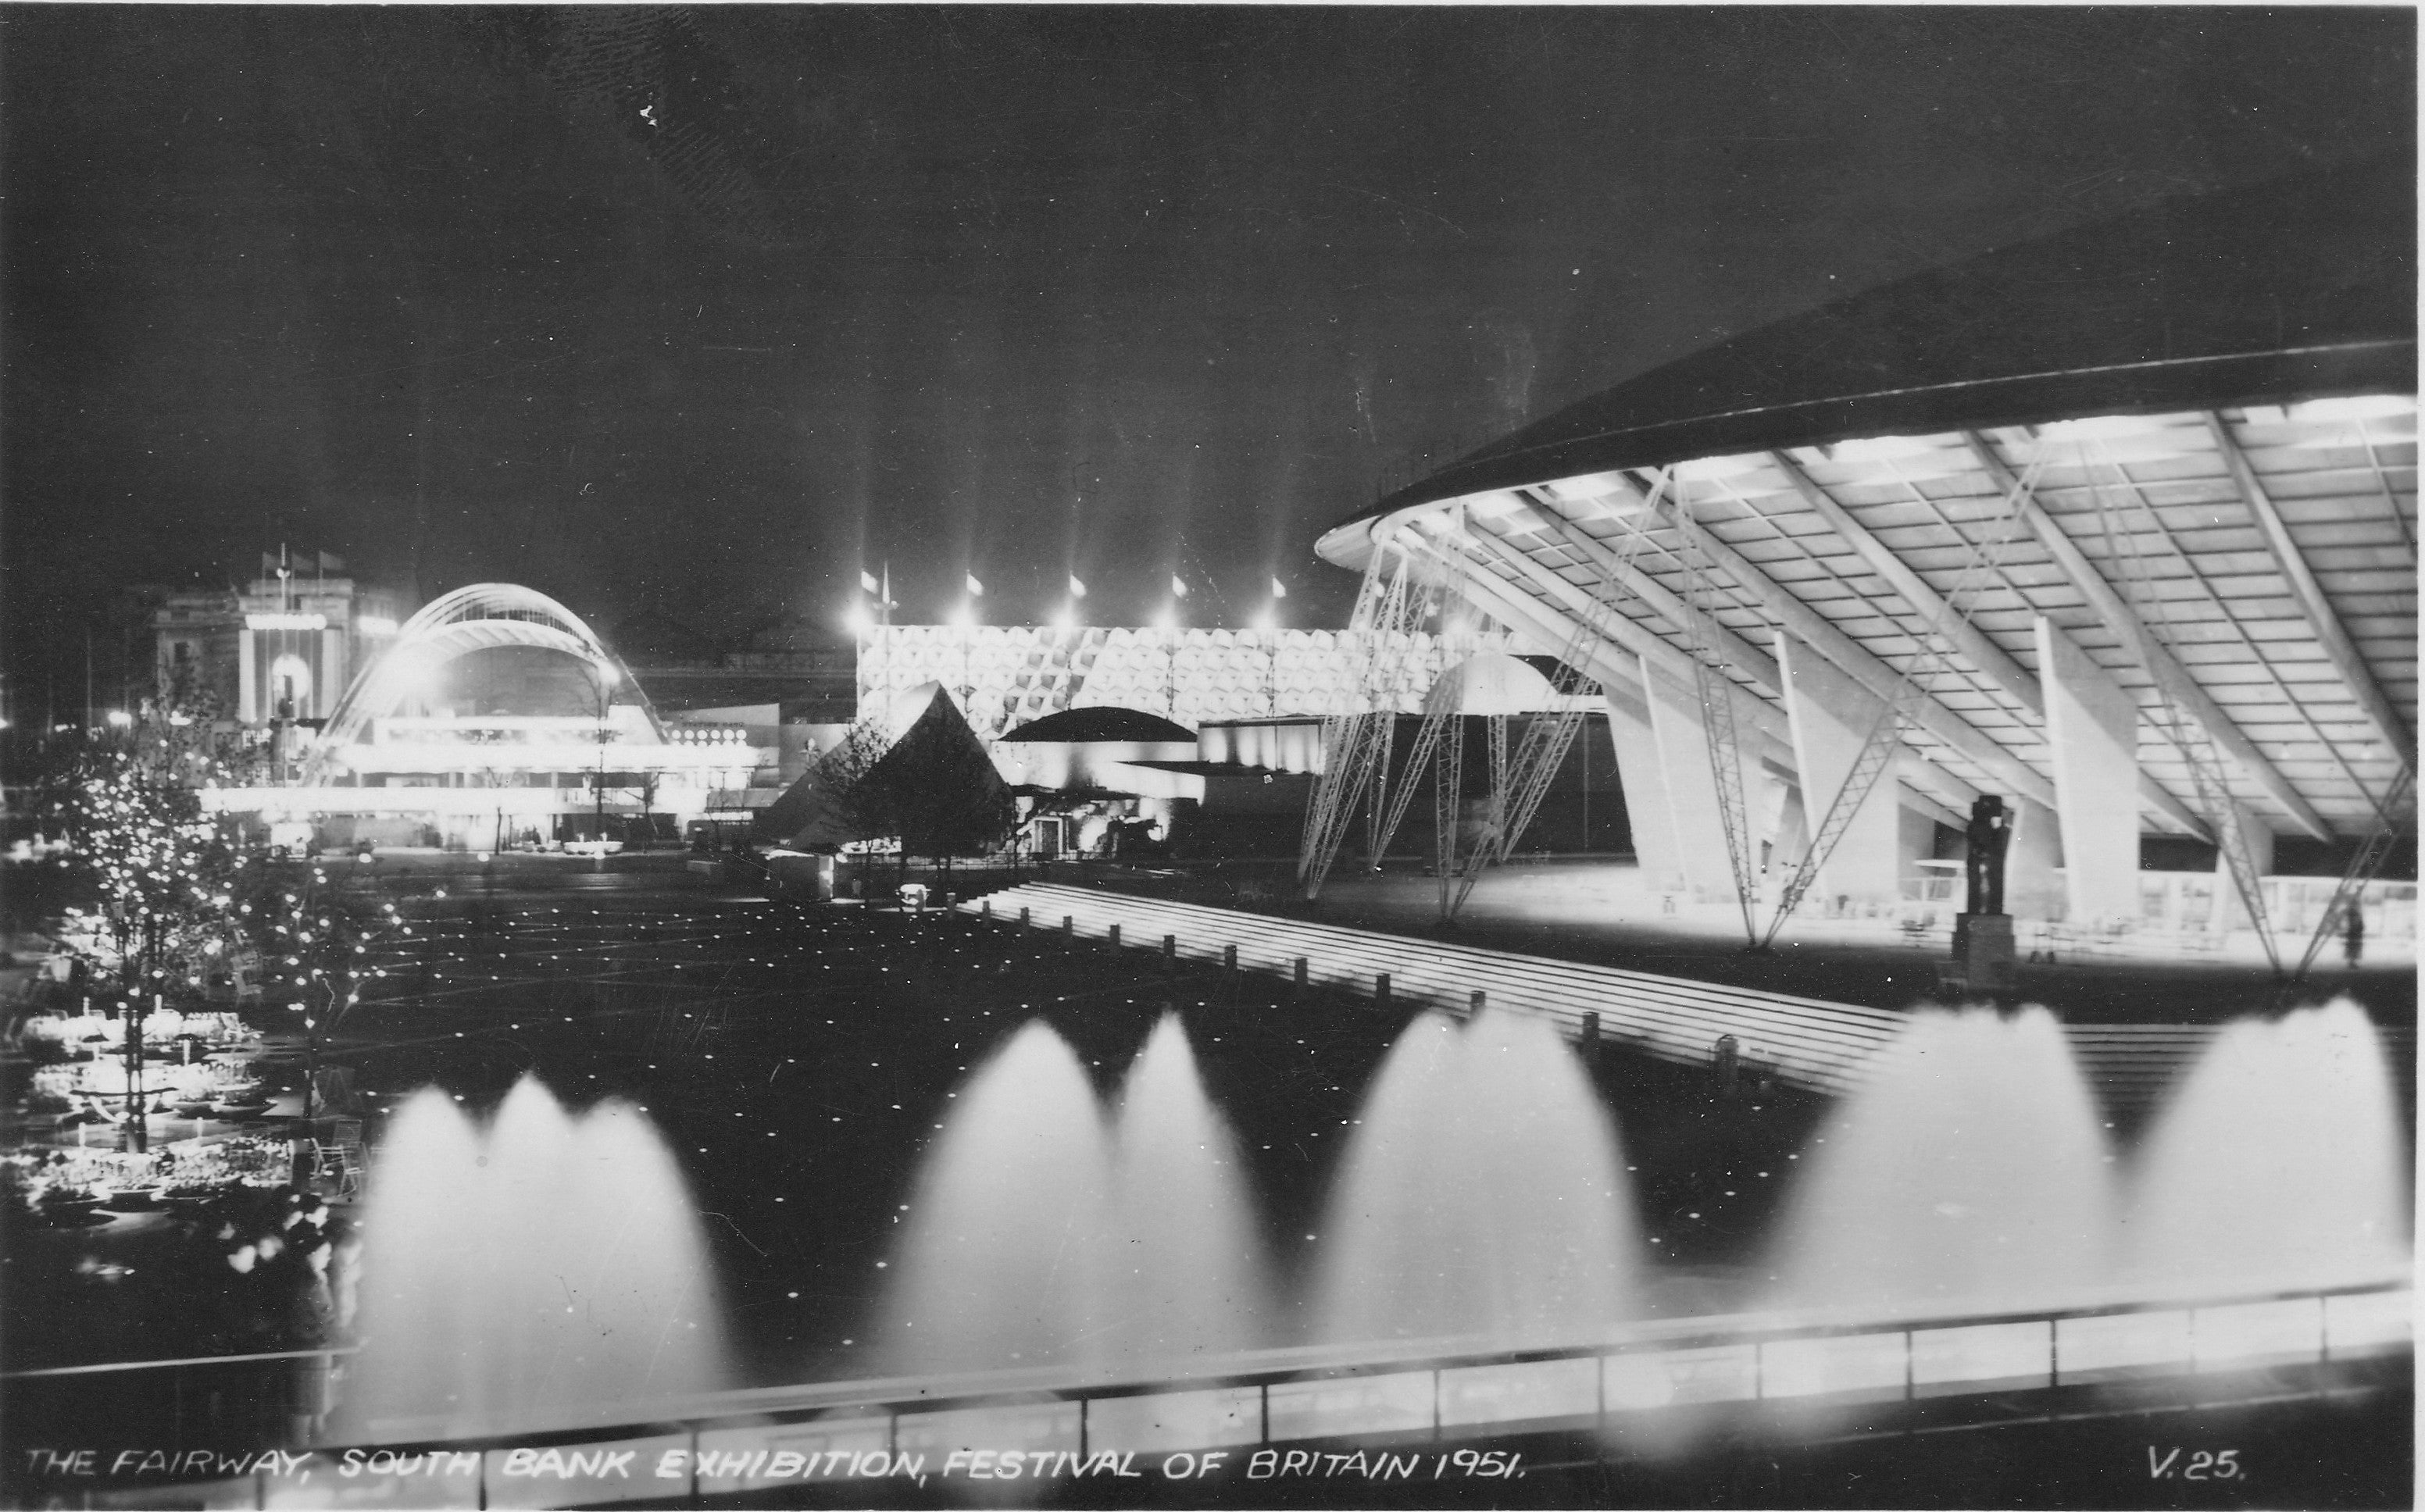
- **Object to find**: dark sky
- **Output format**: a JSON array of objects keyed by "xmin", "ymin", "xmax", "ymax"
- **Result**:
[{"xmin": 2, "ymin": 5, "xmax": 2412, "ymax": 699}]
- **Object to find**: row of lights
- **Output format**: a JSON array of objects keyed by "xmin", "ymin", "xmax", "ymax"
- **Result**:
[{"xmin": 847, "ymin": 572, "xmax": 1291, "ymax": 637}]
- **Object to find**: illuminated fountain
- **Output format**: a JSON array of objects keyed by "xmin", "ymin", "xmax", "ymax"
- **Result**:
[
  {"xmin": 1311, "ymin": 1011, "xmax": 1641, "ymax": 1348},
  {"xmin": 365, "ymin": 997, "xmax": 2412, "ymax": 1435},
  {"xmin": 879, "ymin": 1015, "xmax": 1272, "ymax": 1377},
  {"xmin": 2123, "ymin": 997, "xmax": 2411, "ymax": 1295},
  {"xmin": 339, "ymin": 1077, "xmax": 730, "ymax": 1440},
  {"xmin": 877, "ymin": 1022, "xmax": 1113, "ymax": 1375},
  {"xmin": 1765, "ymin": 1007, "xmax": 2117, "ymax": 1314},
  {"xmin": 1099, "ymin": 1015, "xmax": 1275, "ymax": 1371}
]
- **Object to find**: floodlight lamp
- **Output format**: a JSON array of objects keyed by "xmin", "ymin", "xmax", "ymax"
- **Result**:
[
  {"xmin": 1152, "ymin": 608, "xmax": 1180, "ymax": 633},
  {"xmin": 844, "ymin": 604, "xmax": 872, "ymax": 635},
  {"xmin": 1053, "ymin": 606, "xmax": 1079, "ymax": 632},
  {"xmin": 948, "ymin": 601, "xmax": 978, "ymax": 629},
  {"xmin": 105, "ymin": 711, "xmax": 133, "ymax": 728},
  {"xmin": 1249, "ymin": 608, "xmax": 1277, "ymax": 633}
]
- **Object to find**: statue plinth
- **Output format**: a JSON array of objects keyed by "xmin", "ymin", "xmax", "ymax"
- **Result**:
[{"xmin": 1952, "ymin": 912, "xmax": 2016, "ymax": 993}]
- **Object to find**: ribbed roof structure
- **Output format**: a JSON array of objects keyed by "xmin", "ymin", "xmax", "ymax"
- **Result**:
[{"xmin": 1316, "ymin": 157, "xmax": 2416, "ymax": 841}]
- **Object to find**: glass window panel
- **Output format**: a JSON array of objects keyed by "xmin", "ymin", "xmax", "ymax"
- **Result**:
[
  {"xmin": 892, "ymin": 1402, "xmax": 1080, "ymax": 1458},
  {"xmin": 1759, "ymin": 1332, "xmax": 1907, "ymax": 1400},
  {"xmin": 2325, "ymin": 1289, "xmax": 2412, "ymax": 1355},
  {"xmin": 1086, "ymin": 1387, "xmax": 1263, "ymax": 1453},
  {"xmin": 1604, "ymin": 1344, "xmax": 1757, "ymax": 1410},
  {"xmin": 1909, "ymin": 1321, "xmax": 2053, "ymax": 1394},
  {"xmin": 1438, "ymin": 1357, "xmax": 1598, "ymax": 1428},
  {"xmin": 1265, "ymin": 1371, "xmax": 1434, "ymax": 1442},
  {"xmin": 2056, "ymin": 1309, "xmax": 2191, "ymax": 1378},
  {"xmin": 2193, "ymin": 1299, "xmax": 2323, "ymax": 1371}
]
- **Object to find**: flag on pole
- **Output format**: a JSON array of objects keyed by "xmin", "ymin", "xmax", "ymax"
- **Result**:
[
  {"xmin": 260, "ymin": 552, "xmax": 280, "ymax": 579},
  {"xmin": 1171, "ymin": 575, "xmax": 1188, "ymax": 598},
  {"xmin": 1068, "ymin": 575, "xmax": 1088, "ymax": 599},
  {"xmin": 966, "ymin": 573, "xmax": 984, "ymax": 597},
  {"xmin": 1271, "ymin": 576, "xmax": 1288, "ymax": 599},
  {"xmin": 318, "ymin": 551, "xmax": 346, "ymax": 575},
  {"xmin": 860, "ymin": 569, "xmax": 880, "ymax": 595}
]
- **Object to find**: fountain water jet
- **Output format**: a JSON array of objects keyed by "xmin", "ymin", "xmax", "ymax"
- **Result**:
[
  {"xmin": 2123, "ymin": 997, "xmax": 2410, "ymax": 1295},
  {"xmin": 339, "ymin": 1077, "xmax": 729, "ymax": 1440},
  {"xmin": 1312, "ymin": 1011, "xmax": 1640, "ymax": 1349},
  {"xmin": 1100, "ymin": 1015, "xmax": 1273, "ymax": 1371},
  {"xmin": 880, "ymin": 1015, "xmax": 1273, "ymax": 1376},
  {"xmin": 877, "ymin": 1022, "xmax": 1113, "ymax": 1375},
  {"xmin": 1768, "ymin": 1006, "xmax": 2115, "ymax": 1315}
]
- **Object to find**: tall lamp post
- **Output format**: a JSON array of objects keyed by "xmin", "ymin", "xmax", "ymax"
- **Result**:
[{"xmin": 589, "ymin": 660, "xmax": 620, "ymax": 850}]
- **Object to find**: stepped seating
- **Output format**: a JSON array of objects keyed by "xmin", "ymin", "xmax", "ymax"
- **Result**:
[
  {"xmin": 961, "ymin": 884, "xmax": 2412, "ymax": 1111},
  {"xmin": 963, "ymin": 883, "xmax": 1905, "ymax": 1097}
]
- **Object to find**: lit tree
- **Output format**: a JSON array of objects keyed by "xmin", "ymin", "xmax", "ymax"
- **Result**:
[
  {"xmin": 38, "ymin": 706, "xmax": 243, "ymax": 1152},
  {"xmin": 246, "ymin": 863, "xmax": 409, "ymax": 1134}
]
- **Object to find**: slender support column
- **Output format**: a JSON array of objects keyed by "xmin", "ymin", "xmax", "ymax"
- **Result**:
[
  {"xmin": 321, "ymin": 626, "xmax": 348, "ymax": 722},
  {"xmin": 238, "ymin": 630, "xmax": 258, "ymax": 725},
  {"xmin": 2034, "ymin": 616, "xmax": 2143, "ymax": 925},
  {"xmin": 1641, "ymin": 662, "xmax": 1743, "ymax": 900},
  {"xmin": 1778, "ymin": 635, "xmax": 1905, "ymax": 908},
  {"xmin": 1602, "ymin": 670, "xmax": 1687, "ymax": 893},
  {"xmin": 1771, "ymin": 784, "xmax": 1811, "ymax": 874},
  {"xmin": 2005, "ymin": 797, "xmax": 2063, "ymax": 922}
]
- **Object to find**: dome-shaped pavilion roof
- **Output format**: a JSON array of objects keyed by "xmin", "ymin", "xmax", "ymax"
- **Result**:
[{"xmin": 1329, "ymin": 152, "xmax": 2412, "ymax": 550}]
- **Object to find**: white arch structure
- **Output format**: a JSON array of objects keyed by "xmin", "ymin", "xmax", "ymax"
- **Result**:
[{"xmin": 309, "ymin": 583, "xmax": 659, "ymax": 777}]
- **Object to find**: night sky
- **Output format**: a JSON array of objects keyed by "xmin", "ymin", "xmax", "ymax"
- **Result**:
[{"xmin": 2, "ymin": 6, "xmax": 2412, "ymax": 704}]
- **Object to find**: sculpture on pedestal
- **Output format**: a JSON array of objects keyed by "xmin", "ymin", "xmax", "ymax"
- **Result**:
[{"xmin": 1963, "ymin": 795, "xmax": 2011, "ymax": 916}]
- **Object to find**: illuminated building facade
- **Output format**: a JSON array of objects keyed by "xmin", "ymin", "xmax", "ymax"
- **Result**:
[
  {"xmin": 856, "ymin": 623, "xmax": 1529, "ymax": 740},
  {"xmin": 149, "ymin": 560, "xmax": 412, "ymax": 729},
  {"xmin": 195, "ymin": 583, "xmax": 775, "ymax": 850}
]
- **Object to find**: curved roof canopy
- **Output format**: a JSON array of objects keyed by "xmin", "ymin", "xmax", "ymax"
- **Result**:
[
  {"xmin": 314, "ymin": 583, "xmax": 658, "ymax": 765},
  {"xmin": 1317, "ymin": 158, "xmax": 2416, "ymax": 843},
  {"xmin": 999, "ymin": 707, "xmax": 1198, "ymax": 744},
  {"xmin": 1330, "ymin": 153, "xmax": 2412, "ymax": 548}
]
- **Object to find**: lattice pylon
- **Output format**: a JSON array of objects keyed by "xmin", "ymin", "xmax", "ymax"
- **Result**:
[
  {"xmin": 1298, "ymin": 542, "xmax": 1431, "ymax": 899},
  {"xmin": 2293, "ymin": 765, "xmax": 2414, "ymax": 982},
  {"xmin": 1670, "ymin": 501, "xmax": 1762, "ymax": 945},
  {"xmin": 1434, "ymin": 707, "xmax": 1466, "ymax": 922},
  {"xmin": 1370, "ymin": 701, "xmax": 1455, "ymax": 865},
  {"xmin": 1364, "ymin": 539, "xmax": 1481, "ymax": 893},
  {"xmin": 1360, "ymin": 715, "xmax": 1398, "ymax": 869},
  {"xmin": 1442, "ymin": 497, "xmax": 1650, "ymax": 919}
]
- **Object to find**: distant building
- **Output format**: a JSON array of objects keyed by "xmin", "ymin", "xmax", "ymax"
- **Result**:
[
  {"xmin": 192, "ymin": 583, "xmax": 777, "ymax": 851},
  {"xmin": 149, "ymin": 558, "xmax": 412, "ymax": 729}
]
